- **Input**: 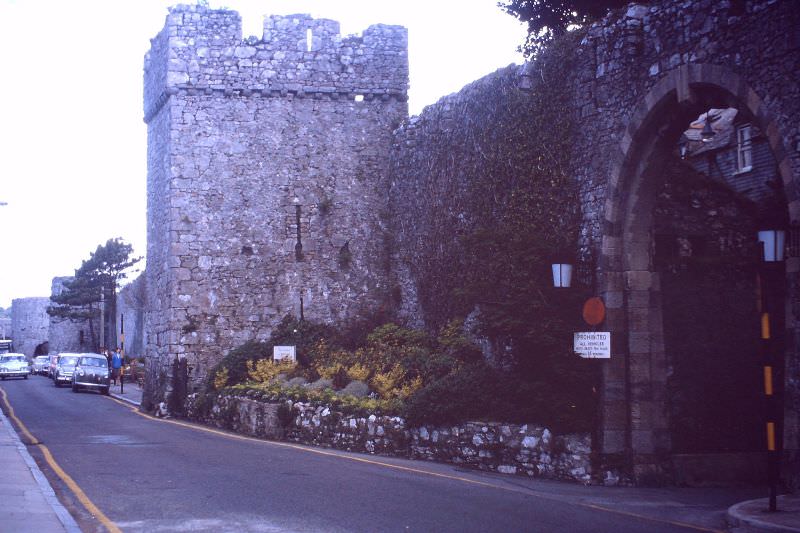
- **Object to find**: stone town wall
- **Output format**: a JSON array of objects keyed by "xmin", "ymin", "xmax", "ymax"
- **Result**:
[
  {"xmin": 187, "ymin": 393, "xmax": 592, "ymax": 483},
  {"xmin": 569, "ymin": 0, "xmax": 800, "ymax": 253},
  {"xmin": 48, "ymin": 277, "xmax": 92, "ymax": 354},
  {"xmin": 0, "ymin": 318, "xmax": 10, "ymax": 339},
  {"xmin": 117, "ymin": 275, "xmax": 147, "ymax": 358},
  {"xmin": 10, "ymin": 298, "xmax": 49, "ymax": 357},
  {"xmin": 389, "ymin": 65, "xmax": 540, "ymax": 330},
  {"xmin": 141, "ymin": 0, "xmax": 799, "ymax": 485},
  {"xmin": 143, "ymin": 5, "xmax": 408, "ymax": 406},
  {"xmin": 386, "ymin": 0, "xmax": 799, "ymax": 483},
  {"xmin": 566, "ymin": 0, "xmax": 800, "ymax": 481}
]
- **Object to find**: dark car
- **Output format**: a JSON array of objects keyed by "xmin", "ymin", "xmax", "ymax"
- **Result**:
[
  {"xmin": 71, "ymin": 354, "xmax": 110, "ymax": 395},
  {"xmin": 53, "ymin": 354, "xmax": 81, "ymax": 387}
]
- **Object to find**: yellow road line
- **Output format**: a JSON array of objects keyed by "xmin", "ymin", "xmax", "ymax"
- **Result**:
[
  {"xmin": 0, "ymin": 387, "xmax": 122, "ymax": 533},
  {"xmin": 107, "ymin": 396, "xmax": 723, "ymax": 533}
]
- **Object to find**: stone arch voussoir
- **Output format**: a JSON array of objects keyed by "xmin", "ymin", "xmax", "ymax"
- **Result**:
[{"xmin": 600, "ymin": 63, "xmax": 799, "ymax": 294}]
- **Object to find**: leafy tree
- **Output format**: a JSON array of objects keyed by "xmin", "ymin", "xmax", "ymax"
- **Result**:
[
  {"xmin": 48, "ymin": 238, "xmax": 141, "ymax": 350},
  {"xmin": 499, "ymin": 0, "xmax": 630, "ymax": 57}
]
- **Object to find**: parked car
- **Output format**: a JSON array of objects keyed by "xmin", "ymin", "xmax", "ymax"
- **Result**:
[
  {"xmin": 53, "ymin": 354, "xmax": 81, "ymax": 387},
  {"xmin": 71, "ymin": 354, "xmax": 110, "ymax": 395},
  {"xmin": 0, "ymin": 353, "xmax": 30, "ymax": 380},
  {"xmin": 32, "ymin": 355, "xmax": 50, "ymax": 375}
]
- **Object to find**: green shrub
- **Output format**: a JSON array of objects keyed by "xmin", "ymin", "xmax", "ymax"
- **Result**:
[
  {"xmin": 207, "ymin": 339, "xmax": 272, "ymax": 390},
  {"xmin": 404, "ymin": 362, "xmax": 594, "ymax": 433},
  {"xmin": 404, "ymin": 363, "xmax": 510, "ymax": 426}
]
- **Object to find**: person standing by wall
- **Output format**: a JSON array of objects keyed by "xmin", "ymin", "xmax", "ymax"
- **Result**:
[{"xmin": 111, "ymin": 348, "xmax": 123, "ymax": 385}]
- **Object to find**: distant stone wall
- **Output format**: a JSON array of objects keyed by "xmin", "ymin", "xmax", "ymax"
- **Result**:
[
  {"xmin": 117, "ymin": 275, "xmax": 147, "ymax": 358},
  {"xmin": 11, "ymin": 298, "xmax": 49, "ymax": 357},
  {"xmin": 0, "ymin": 318, "xmax": 10, "ymax": 339},
  {"xmin": 48, "ymin": 277, "xmax": 93, "ymax": 354},
  {"xmin": 143, "ymin": 5, "xmax": 408, "ymax": 406},
  {"xmin": 187, "ymin": 393, "xmax": 592, "ymax": 483}
]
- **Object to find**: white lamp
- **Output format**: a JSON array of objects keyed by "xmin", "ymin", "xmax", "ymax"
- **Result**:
[
  {"xmin": 758, "ymin": 230, "xmax": 786, "ymax": 262},
  {"xmin": 551, "ymin": 263, "xmax": 573, "ymax": 288}
]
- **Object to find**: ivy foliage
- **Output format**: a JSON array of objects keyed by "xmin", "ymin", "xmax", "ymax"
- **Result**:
[{"xmin": 499, "ymin": 0, "xmax": 629, "ymax": 58}]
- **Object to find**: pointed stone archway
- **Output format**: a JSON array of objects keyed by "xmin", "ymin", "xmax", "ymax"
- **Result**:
[{"xmin": 596, "ymin": 63, "xmax": 800, "ymax": 483}]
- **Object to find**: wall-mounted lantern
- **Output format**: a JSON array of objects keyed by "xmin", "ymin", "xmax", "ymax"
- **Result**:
[
  {"xmin": 292, "ymin": 197, "xmax": 304, "ymax": 260},
  {"xmin": 758, "ymin": 229, "xmax": 786, "ymax": 262},
  {"xmin": 516, "ymin": 65, "xmax": 533, "ymax": 92},
  {"xmin": 551, "ymin": 263, "xmax": 573, "ymax": 288}
]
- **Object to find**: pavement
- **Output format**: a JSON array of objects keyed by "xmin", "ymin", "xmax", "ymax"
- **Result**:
[
  {"xmin": 2, "ymin": 377, "xmax": 800, "ymax": 532},
  {"xmin": 728, "ymin": 494, "xmax": 800, "ymax": 532},
  {"xmin": 0, "ymin": 406, "xmax": 80, "ymax": 533},
  {"xmin": 108, "ymin": 378, "xmax": 142, "ymax": 407}
]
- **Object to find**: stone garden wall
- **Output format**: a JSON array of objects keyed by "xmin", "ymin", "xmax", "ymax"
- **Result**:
[{"xmin": 187, "ymin": 393, "xmax": 592, "ymax": 483}]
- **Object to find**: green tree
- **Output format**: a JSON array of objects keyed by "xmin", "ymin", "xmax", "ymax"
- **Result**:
[
  {"xmin": 48, "ymin": 238, "xmax": 141, "ymax": 350},
  {"xmin": 499, "ymin": 0, "xmax": 630, "ymax": 57}
]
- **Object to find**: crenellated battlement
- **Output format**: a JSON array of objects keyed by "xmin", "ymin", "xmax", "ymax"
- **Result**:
[{"xmin": 144, "ymin": 5, "xmax": 408, "ymax": 123}]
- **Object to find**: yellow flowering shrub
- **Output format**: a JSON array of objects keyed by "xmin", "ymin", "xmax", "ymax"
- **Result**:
[
  {"xmin": 370, "ymin": 365, "xmax": 405, "ymax": 398},
  {"xmin": 346, "ymin": 363, "xmax": 371, "ymax": 382},
  {"xmin": 213, "ymin": 367, "xmax": 230, "ymax": 390},
  {"xmin": 247, "ymin": 359, "xmax": 296, "ymax": 383}
]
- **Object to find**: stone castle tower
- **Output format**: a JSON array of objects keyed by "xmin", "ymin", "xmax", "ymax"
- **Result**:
[{"xmin": 143, "ymin": 4, "xmax": 408, "ymax": 403}]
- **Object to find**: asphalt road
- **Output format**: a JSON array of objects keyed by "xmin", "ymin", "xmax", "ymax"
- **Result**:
[{"xmin": 0, "ymin": 376, "xmax": 748, "ymax": 533}]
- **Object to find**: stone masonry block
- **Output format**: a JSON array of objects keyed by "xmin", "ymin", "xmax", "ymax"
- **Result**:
[
  {"xmin": 628, "ymin": 332, "xmax": 651, "ymax": 353},
  {"xmin": 625, "ymin": 270, "xmax": 652, "ymax": 291},
  {"xmin": 602, "ymin": 429, "xmax": 626, "ymax": 454}
]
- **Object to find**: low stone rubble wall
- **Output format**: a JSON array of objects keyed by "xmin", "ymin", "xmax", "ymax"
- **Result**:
[{"xmin": 187, "ymin": 393, "xmax": 592, "ymax": 483}]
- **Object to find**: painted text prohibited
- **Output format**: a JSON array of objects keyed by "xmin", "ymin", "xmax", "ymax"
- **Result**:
[{"xmin": 574, "ymin": 332, "xmax": 611, "ymax": 359}]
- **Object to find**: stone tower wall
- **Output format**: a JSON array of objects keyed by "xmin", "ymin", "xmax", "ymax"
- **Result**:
[
  {"xmin": 11, "ymin": 297, "xmax": 49, "ymax": 357},
  {"xmin": 143, "ymin": 5, "xmax": 408, "ymax": 404},
  {"xmin": 117, "ymin": 275, "xmax": 147, "ymax": 358},
  {"xmin": 48, "ymin": 276, "xmax": 93, "ymax": 354}
]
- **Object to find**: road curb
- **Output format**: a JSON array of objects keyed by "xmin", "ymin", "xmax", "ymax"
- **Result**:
[
  {"xmin": 0, "ymin": 409, "xmax": 82, "ymax": 533},
  {"xmin": 728, "ymin": 497, "xmax": 800, "ymax": 533},
  {"xmin": 110, "ymin": 393, "xmax": 141, "ymax": 407}
]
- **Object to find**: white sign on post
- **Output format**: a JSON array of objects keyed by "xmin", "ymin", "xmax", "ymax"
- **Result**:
[
  {"xmin": 273, "ymin": 345, "xmax": 296, "ymax": 362},
  {"xmin": 574, "ymin": 332, "xmax": 611, "ymax": 359}
]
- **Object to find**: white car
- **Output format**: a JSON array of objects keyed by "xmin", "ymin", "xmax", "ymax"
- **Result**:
[
  {"xmin": 0, "ymin": 353, "xmax": 30, "ymax": 380},
  {"xmin": 32, "ymin": 355, "xmax": 50, "ymax": 375}
]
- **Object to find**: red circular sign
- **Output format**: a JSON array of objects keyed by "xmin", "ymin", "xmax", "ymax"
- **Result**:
[{"xmin": 582, "ymin": 297, "xmax": 606, "ymax": 326}]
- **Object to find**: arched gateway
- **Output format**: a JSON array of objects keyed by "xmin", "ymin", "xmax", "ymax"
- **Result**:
[{"xmin": 571, "ymin": 1, "xmax": 800, "ymax": 485}]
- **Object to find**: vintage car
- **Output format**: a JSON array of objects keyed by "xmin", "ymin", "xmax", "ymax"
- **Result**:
[
  {"xmin": 0, "ymin": 353, "xmax": 30, "ymax": 380},
  {"xmin": 32, "ymin": 355, "xmax": 50, "ymax": 375},
  {"xmin": 71, "ymin": 354, "xmax": 110, "ymax": 395},
  {"xmin": 53, "ymin": 354, "xmax": 81, "ymax": 387}
]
